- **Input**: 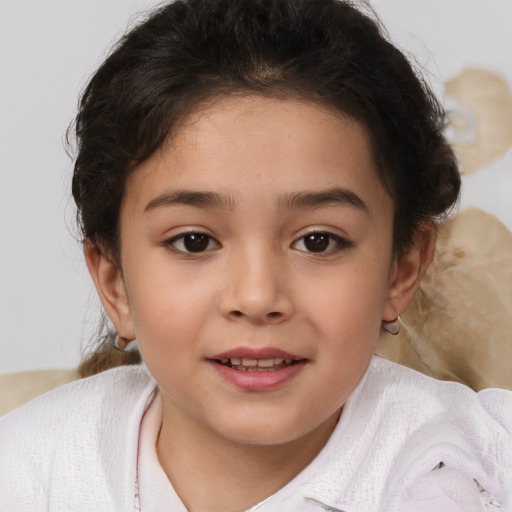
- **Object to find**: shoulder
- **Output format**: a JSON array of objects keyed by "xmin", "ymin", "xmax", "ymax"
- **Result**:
[
  {"xmin": 306, "ymin": 358, "xmax": 511, "ymax": 510},
  {"xmin": 0, "ymin": 365, "xmax": 155, "ymax": 510},
  {"xmin": 359, "ymin": 357, "xmax": 512, "ymax": 458},
  {"xmin": 361, "ymin": 357, "xmax": 512, "ymax": 507},
  {"xmin": 364, "ymin": 356, "xmax": 512, "ymax": 429},
  {"xmin": 0, "ymin": 364, "xmax": 154, "ymax": 430}
]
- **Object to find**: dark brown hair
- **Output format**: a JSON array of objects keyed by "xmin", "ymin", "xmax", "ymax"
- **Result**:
[{"xmin": 73, "ymin": 0, "xmax": 460, "ymax": 376}]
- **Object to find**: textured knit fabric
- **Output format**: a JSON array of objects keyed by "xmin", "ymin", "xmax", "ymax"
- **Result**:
[{"xmin": 0, "ymin": 357, "xmax": 510, "ymax": 512}]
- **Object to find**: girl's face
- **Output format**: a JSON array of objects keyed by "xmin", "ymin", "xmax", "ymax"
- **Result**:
[{"xmin": 99, "ymin": 96, "xmax": 412, "ymax": 445}]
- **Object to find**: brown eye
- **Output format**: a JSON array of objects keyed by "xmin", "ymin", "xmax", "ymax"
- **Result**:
[
  {"xmin": 304, "ymin": 233, "xmax": 330, "ymax": 252},
  {"xmin": 166, "ymin": 232, "xmax": 219, "ymax": 253},
  {"xmin": 292, "ymin": 231, "xmax": 352, "ymax": 254},
  {"xmin": 183, "ymin": 233, "xmax": 209, "ymax": 252}
]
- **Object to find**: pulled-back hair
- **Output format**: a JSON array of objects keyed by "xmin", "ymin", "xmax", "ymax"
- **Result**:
[{"xmin": 73, "ymin": 0, "xmax": 460, "ymax": 376}]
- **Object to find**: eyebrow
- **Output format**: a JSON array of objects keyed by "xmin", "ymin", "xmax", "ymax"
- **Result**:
[
  {"xmin": 278, "ymin": 188, "xmax": 369, "ymax": 213},
  {"xmin": 144, "ymin": 187, "xmax": 368, "ymax": 214},
  {"xmin": 144, "ymin": 190, "xmax": 236, "ymax": 213}
]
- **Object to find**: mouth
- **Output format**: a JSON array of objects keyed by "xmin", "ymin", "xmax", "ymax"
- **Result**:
[{"xmin": 208, "ymin": 348, "xmax": 307, "ymax": 391}]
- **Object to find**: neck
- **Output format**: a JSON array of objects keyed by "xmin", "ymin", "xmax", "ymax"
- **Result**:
[{"xmin": 156, "ymin": 395, "xmax": 339, "ymax": 512}]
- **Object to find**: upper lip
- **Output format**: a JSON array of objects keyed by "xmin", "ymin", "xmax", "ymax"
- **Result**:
[{"xmin": 210, "ymin": 347, "xmax": 304, "ymax": 360}]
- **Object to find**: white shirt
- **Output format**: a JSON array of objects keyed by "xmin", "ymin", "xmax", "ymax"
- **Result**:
[
  {"xmin": 133, "ymin": 361, "xmax": 510, "ymax": 511},
  {"xmin": 1, "ymin": 357, "xmax": 510, "ymax": 511},
  {"xmin": 136, "ymin": 392, "xmax": 187, "ymax": 511}
]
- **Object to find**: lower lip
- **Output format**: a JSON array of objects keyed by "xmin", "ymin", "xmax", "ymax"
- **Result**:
[{"xmin": 209, "ymin": 360, "xmax": 307, "ymax": 391}]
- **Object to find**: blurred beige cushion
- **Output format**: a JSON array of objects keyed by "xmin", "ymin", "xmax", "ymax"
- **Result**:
[
  {"xmin": 377, "ymin": 208, "xmax": 512, "ymax": 391},
  {"xmin": 0, "ymin": 369, "xmax": 77, "ymax": 417}
]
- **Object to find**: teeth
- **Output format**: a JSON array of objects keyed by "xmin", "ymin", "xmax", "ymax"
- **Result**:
[
  {"xmin": 233, "ymin": 365, "xmax": 279, "ymax": 372},
  {"xmin": 222, "ymin": 357, "xmax": 295, "ymax": 369}
]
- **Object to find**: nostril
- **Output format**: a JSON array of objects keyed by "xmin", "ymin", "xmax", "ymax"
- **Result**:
[{"xmin": 228, "ymin": 310, "xmax": 282, "ymax": 320}]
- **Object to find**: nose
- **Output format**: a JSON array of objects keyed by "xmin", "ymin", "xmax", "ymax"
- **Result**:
[{"xmin": 219, "ymin": 245, "xmax": 294, "ymax": 325}]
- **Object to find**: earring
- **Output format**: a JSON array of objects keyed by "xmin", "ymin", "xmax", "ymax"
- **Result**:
[
  {"xmin": 114, "ymin": 335, "xmax": 134, "ymax": 352},
  {"xmin": 382, "ymin": 317, "xmax": 400, "ymax": 335}
]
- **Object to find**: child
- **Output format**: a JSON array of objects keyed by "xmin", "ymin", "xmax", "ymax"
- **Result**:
[{"xmin": 1, "ymin": 0, "xmax": 510, "ymax": 510}]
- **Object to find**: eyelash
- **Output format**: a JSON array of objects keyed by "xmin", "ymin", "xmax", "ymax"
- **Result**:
[{"xmin": 163, "ymin": 230, "xmax": 352, "ymax": 255}]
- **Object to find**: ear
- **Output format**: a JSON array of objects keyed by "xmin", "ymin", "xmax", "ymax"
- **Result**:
[
  {"xmin": 84, "ymin": 239, "xmax": 135, "ymax": 342},
  {"xmin": 382, "ymin": 223, "xmax": 436, "ymax": 322}
]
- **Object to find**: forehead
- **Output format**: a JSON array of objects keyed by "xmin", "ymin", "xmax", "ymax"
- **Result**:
[{"xmin": 123, "ymin": 95, "xmax": 389, "ymax": 216}]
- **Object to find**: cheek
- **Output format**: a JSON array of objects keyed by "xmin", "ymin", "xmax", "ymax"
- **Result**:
[
  {"xmin": 124, "ymin": 261, "xmax": 222, "ymax": 358},
  {"xmin": 300, "ymin": 262, "xmax": 390, "ymax": 342}
]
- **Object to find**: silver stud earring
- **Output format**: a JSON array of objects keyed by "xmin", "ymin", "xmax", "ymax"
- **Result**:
[
  {"xmin": 114, "ymin": 335, "xmax": 136, "ymax": 352},
  {"xmin": 382, "ymin": 317, "xmax": 400, "ymax": 335},
  {"xmin": 114, "ymin": 335, "xmax": 126, "ymax": 351}
]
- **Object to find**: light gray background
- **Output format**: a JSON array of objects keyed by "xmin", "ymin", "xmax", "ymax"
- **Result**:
[{"xmin": 1, "ymin": 0, "xmax": 511, "ymax": 374}]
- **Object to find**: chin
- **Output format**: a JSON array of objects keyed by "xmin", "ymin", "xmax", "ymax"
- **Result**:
[
  {"xmin": 213, "ymin": 415, "xmax": 306, "ymax": 447},
  {"xmin": 215, "ymin": 409, "xmax": 334, "ymax": 448}
]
